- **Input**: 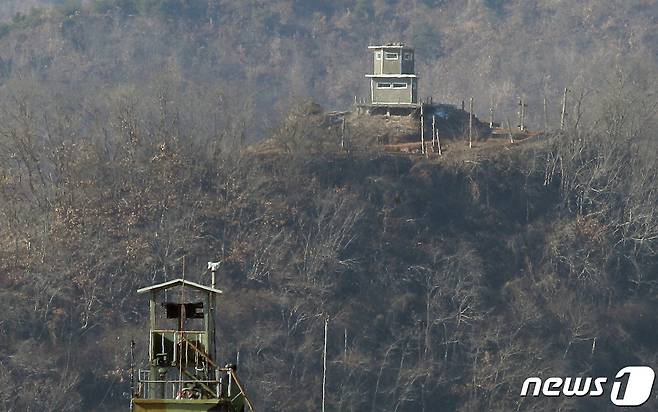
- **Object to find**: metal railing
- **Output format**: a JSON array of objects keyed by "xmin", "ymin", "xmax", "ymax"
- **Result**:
[
  {"xmin": 138, "ymin": 369, "xmax": 221, "ymax": 399},
  {"xmin": 136, "ymin": 367, "xmax": 254, "ymax": 411}
]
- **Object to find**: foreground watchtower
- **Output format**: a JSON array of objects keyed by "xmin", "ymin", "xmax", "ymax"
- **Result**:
[
  {"xmin": 131, "ymin": 277, "xmax": 254, "ymax": 412},
  {"xmin": 366, "ymin": 43, "xmax": 418, "ymax": 108}
]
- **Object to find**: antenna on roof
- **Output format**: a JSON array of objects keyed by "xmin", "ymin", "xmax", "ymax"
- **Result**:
[{"xmin": 207, "ymin": 261, "xmax": 221, "ymax": 289}]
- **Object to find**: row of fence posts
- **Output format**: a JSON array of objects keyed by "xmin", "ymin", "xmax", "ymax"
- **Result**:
[
  {"xmin": 347, "ymin": 88, "xmax": 572, "ymax": 156},
  {"xmin": 420, "ymin": 105, "xmax": 443, "ymax": 156},
  {"xmin": 418, "ymin": 87, "xmax": 571, "ymax": 156}
]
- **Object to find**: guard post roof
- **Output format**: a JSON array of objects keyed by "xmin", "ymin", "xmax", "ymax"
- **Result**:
[
  {"xmin": 368, "ymin": 43, "xmax": 409, "ymax": 49},
  {"xmin": 137, "ymin": 278, "xmax": 223, "ymax": 295}
]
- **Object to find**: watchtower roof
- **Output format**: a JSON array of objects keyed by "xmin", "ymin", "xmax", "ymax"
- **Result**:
[
  {"xmin": 137, "ymin": 278, "xmax": 223, "ymax": 295},
  {"xmin": 368, "ymin": 43, "xmax": 409, "ymax": 49}
]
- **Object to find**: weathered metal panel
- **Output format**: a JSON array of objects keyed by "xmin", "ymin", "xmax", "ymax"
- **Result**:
[
  {"xmin": 372, "ymin": 46, "xmax": 414, "ymax": 75},
  {"xmin": 381, "ymin": 48, "xmax": 401, "ymax": 74},
  {"xmin": 400, "ymin": 48, "xmax": 414, "ymax": 74},
  {"xmin": 412, "ymin": 78, "xmax": 418, "ymax": 103},
  {"xmin": 133, "ymin": 399, "xmax": 235, "ymax": 412},
  {"xmin": 373, "ymin": 49, "xmax": 383, "ymax": 75},
  {"xmin": 371, "ymin": 78, "xmax": 416, "ymax": 104}
]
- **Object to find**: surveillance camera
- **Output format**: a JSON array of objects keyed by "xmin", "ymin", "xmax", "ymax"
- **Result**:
[{"xmin": 207, "ymin": 261, "xmax": 221, "ymax": 272}]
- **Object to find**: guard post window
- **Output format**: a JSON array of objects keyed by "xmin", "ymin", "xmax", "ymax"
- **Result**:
[
  {"xmin": 384, "ymin": 52, "xmax": 399, "ymax": 60},
  {"xmin": 375, "ymin": 51, "xmax": 382, "ymax": 60},
  {"xmin": 377, "ymin": 82, "xmax": 392, "ymax": 89}
]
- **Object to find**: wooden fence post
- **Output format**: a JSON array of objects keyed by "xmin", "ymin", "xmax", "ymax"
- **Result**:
[
  {"xmin": 341, "ymin": 116, "xmax": 346, "ymax": 149},
  {"xmin": 432, "ymin": 115, "xmax": 436, "ymax": 152},
  {"xmin": 489, "ymin": 95, "xmax": 495, "ymax": 128},
  {"xmin": 468, "ymin": 97, "xmax": 473, "ymax": 148},
  {"xmin": 322, "ymin": 316, "xmax": 328, "ymax": 412},
  {"xmin": 560, "ymin": 88, "xmax": 568, "ymax": 130},
  {"xmin": 543, "ymin": 97, "xmax": 548, "ymax": 132},
  {"xmin": 420, "ymin": 104, "xmax": 425, "ymax": 155}
]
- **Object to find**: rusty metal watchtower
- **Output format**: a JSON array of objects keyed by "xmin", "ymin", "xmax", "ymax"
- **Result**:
[{"xmin": 131, "ymin": 268, "xmax": 254, "ymax": 412}]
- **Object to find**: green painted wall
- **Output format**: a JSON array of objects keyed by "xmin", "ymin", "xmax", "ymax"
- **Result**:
[
  {"xmin": 371, "ymin": 78, "xmax": 417, "ymax": 104},
  {"xmin": 372, "ymin": 47, "xmax": 414, "ymax": 75}
]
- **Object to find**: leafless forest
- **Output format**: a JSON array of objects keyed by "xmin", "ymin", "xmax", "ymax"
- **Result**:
[{"xmin": 0, "ymin": 1, "xmax": 657, "ymax": 411}]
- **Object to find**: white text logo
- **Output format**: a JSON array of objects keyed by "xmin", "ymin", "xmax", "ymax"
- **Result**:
[{"xmin": 520, "ymin": 366, "xmax": 655, "ymax": 407}]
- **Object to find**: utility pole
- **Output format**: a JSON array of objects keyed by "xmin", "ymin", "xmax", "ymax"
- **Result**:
[
  {"xmin": 560, "ymin": 88, "xmax": 569, "ymax": 130},
  {"xmin": 489, "ymin": 96, "xmax": 495, "ymax": 128},
  {"xmin": 517, "ymin": 97, "xmax": 527, "ymax": 132},
  {"xmin": 207, "ymin": 261, "xmax": 221, "ymax": 364},
  {"xmin": 432, "ymin": 115, "xmax": 436, "ymax": 153},
  {"xmin": 344, "ymin": 329, "xmax": 348, "ymax": 366},
  {"xmin": 521, "ymin": 98, "xmax": 526, "ymax": 132},
  {"xmin": 130, "ymin": 340, "xmax": 135, "ymax": 412},
  {"xmin": 341, "ymin": 116, "xmax": 346, "ymax": 149},
  {"xmin": 322, "ymin": 316, "xmax": 329, "ymax": 412},
  {"xmin": 468, "ymin": 97, "xmax": 473, "ymax": 148},
  {"xmin": 420, "ymin": 104, "xmax": 425, "ymax": 155},
  {"xmin": 506, "ymin": 118, "xmax": 515, "ymax": 144},
  {"xmin": 543, "ymin": 97, "xmax": 548, "ymax": 132}
]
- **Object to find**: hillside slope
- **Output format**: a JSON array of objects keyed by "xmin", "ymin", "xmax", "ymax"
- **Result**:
[{"xmin": 1, "ymin": 96, "xmax": 656, "ymax": 410}]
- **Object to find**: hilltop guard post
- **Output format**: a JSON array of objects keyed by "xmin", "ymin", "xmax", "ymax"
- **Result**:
[
  {"xmin": 360, "ymin": 43, "xmax": 420, "ymax": 115},
  {"xmin": 131, "ymin": 276, "xmax": 254, "ymax": 412}
]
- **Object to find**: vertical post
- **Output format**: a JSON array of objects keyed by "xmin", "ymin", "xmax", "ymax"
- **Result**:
[
  {"xmin": 149, "ymin": 292, "xmax": 157, "ymax": 399},
  {"xmin": 517, "ymin": 98, "xmax": 526, "ymax": 132},
  {"xmin": 521, "ymin": 98, "xmax": 526, "ymax": 132},
  {"xmin": 130, "ymin": 340, "xmax": 135, "ymax": 411},
  {"xmin": 341, "ymin": 117, "xmax": 346, "ymax": 150},
  {"xmin": 560, "ymin": 88, "xmax": 568, "ymax": 130},
  {"xmin": 227, "ymin": 369, "xmax": 232, "ymax": 397},
  {"xmin": 489, "ymin": 96, "xmax": 495, "ymax": 128},
  {"xmin": 322, "ymin": 316, "xmax": 329, "ymax": 412},
  {"xmin": 216, "ymin": 367, "xmax": 221, "ymax": 399},
  {"xmin": 436, "ymin": 128, "xmax": 442, "ymax": 156},
  {"xmin": 544, "ymin": 97, "xmax": 548, "ymax": 132},
  {"xmin": 344, "ymin": 329, "xmax": 348, "ymax": 367},
  {"xmin": 420, "ymin": 104, "xmax": 425, "ymax": 155},
  {"xmin": 209, "ymin": 266, "xmax": 217, "ymax": 368},
  {"xmin": 461, "ymin": 100, "xmax": 465, "ymax": 111},
  {"xmin": 204, "ymin": 292, "xmax": 211, "ymax": 357},
  {"xmin": 506, "ymin": 118, "xmax": 514, "ymax": 144},
  {"xmin": 432, "ymin": 115, "xmax": 436, "ymax": 152},
  {"xmin": 468, "ymin": 97, "xmax": 473, "ymax": 149}
]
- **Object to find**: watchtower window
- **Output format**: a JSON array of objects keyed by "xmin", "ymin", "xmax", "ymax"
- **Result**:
[
  {"xmin": 384, "ymin": 52, "xmax": 399, "ymax": 60},
  {"xmin": 164, "ymin": 302, "xmax": 204, "ymax": 319},
  {"xmin": 403, "ymin": 52, "xmax": 413, "ymax": 61},
  {"xmin": 375, "ymin": 52, "xmax": 382, "ymax": 60},
  {"xmin": 377, "ymin": 82, "xmax": 392, "ymax": 89},
  {"xmin": 392, "ymin": 83, "xmax": 408, "ymax": 89}
]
